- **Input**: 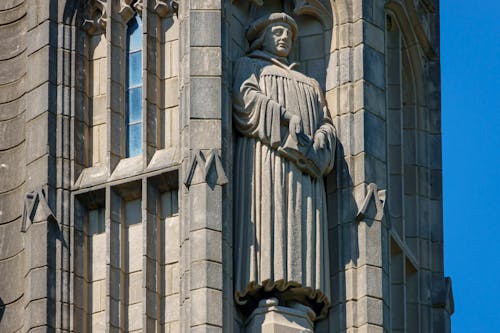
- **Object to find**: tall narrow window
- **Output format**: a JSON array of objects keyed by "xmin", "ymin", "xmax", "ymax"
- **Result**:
[{"xmin": 126, "ymin": 14, "xmax": 143, "ymax": 157}]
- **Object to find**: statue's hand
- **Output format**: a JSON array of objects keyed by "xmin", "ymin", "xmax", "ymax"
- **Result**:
[
  {"xmin": 289, "ymin": 115, "xmax": 302, "ymax": 140},
  {"xmin": 313, "ymin": 131, "xmax": 327, "ymax": 151}
]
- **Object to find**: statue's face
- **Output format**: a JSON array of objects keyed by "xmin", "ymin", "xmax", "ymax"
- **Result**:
[{"xmin": 262, "ymin": 22, "xmax": 292, "ymax": 57}]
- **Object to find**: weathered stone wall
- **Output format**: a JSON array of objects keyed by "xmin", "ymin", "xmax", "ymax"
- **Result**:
[{"xmin": 0, "ymin": 0, "xmax": 27, "ymax": 331}]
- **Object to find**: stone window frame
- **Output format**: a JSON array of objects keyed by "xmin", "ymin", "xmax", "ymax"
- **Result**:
[
  {"xmin": 124, "ymin": 12, "xmax": 144, "ymax": 158},
  {"xmin": 385, "ymin": 9, "xmax": 433, "ymax": 332},
  {"xmin": 74, "ymin": 0, "xmax": 181, "ymax": 190},
  {"xmin": 72, "ymin": 167, "xmax": 181, "ymax": 331},
  {"xmin": 71, "ymin": 1, "xmax": 182, "ymax": 331}
]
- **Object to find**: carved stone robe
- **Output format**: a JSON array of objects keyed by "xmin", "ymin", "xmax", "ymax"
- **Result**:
[{"xmin": 233, "ymin": 50, "xmax": 336, "ymax": 318}]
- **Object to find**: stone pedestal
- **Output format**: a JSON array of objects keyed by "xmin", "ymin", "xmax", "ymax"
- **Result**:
[{"xmin": 245, "ymin": 299, "xmax": 315, "ymax": 333}]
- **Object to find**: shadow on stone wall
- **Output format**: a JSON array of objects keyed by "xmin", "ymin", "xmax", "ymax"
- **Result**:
[
  {"xmin": 320, "ymin": 140, "xmax": 359, "ymax": 332},
  {"xmin": 0, "ymin": 297, "xmax": 4, "ymax": 322}
]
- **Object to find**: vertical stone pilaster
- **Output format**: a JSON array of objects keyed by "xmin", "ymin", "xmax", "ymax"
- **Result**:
[
  {"xmin": 328, "ymin": 1, "xmax": 391, "ymax": 331},
  {"xmin": 20, "ymin": 0, "xmax": 62, "ymax": 331},
  {"xmin": 107, "ymin": 187, "xmax": 123, "ymax": 331},
  {"xmin": 184, "ymin": 150, "xmax": 226, "ymax": 332},
  {"xmin": 22, "ymin": 195, "xmax": 58, "ymax": 331},
  {"xmin": 357, "ymin": 6, "xmax": 389, "ymax": 333},
  {"xmin": 354, "ymin": 184, "xmax": 388, "ymax": 333},
  {"xmin": 108, "ymin": 0, "xmax": 124, "ymax": 172},
  {"xmin": 144, "ymin": 179, "xmax": 158, "ymax": 330},
  {"xmin": 178, "ymin": 1, "xmax": 225, "ymax": 332}
]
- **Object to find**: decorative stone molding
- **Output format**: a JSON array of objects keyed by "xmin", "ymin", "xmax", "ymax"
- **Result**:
[
  {"xmin": 81, "ymin": 0, "xmax": 107, "ymax": 35},
  {"xmin": 386, "ymin": 0, "xmax": 436, "ymax": 59},
  {"xmin": 21, "ymin": 188, "xmax": 57, "ymax": 232},
  {"xmin": 154, "ymin": 0, "xmax": 179, "ymax": 18},
  {"xmin": 356, "ymin": 183, "xmax": 387, "ymax": 222},
  {"xmin": 184, "ymin": 149, "xmax": 228, "ymax": 188},
  {"xmin": 246, "ymin": 298, "xmax": 315, "ymax": 333},
  {"xmin": 119, "ymin": 0, "xmax": 143, "ymax": 22},
  {"xmin": 119, "ymin": 0, "xmax": 178, "ymax": 21}
]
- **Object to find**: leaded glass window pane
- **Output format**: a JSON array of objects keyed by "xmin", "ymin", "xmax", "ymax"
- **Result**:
[
  {"xmin": 128, "ymin": 52, "xmax": 142, "ymax": 87},
  {"xmin": 128, "ymin": 123, "xmax": 142, "ymax": 157},
  {"xmin": 127, "ymin": 87, "xmax": 142, "ymax": 122},
  {"xmin": 125, "ymin": 199, "xmax": 141, "ymax": 226},
  {"xmin": 126, "ymin": 14, "xmax": 143, "ymax": 157},
  {"xmin": 88, "ymin": 207, "xmax": 105, "ymax": 235}
]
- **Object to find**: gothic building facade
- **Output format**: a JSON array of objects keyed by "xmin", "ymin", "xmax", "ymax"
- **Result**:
[{"xmin": 0, "ymin": 0, "xmax": 453, "ymax": 332}]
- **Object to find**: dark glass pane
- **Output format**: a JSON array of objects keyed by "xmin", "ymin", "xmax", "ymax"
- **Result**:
[
  {"xmin": 172, "ymin": 190, "xmax": 179, "ymax": 215},
  {"xmin": 88, "ymin": 208, "xmax": 105, "ymax": 235},
  {"xmin": 127, "ymin": 87, "xmax": 142, "ymax": 123},
  {"xmin": 127, "ymin": 15, "xmax": 142, "ymax": 53},
  {"xmin": 125, "ymin": 199, "xmax": 141, "ymax": 226},
  {"xmin": 128, "ymin": 52, "xmax": 142, "ymax": 87},
  {"xmin": 127, "ymin": 123, "xmax": 142, "ymax": 157}
]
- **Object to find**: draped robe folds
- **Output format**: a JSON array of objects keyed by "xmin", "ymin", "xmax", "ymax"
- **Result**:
[{"xmin": 233, "ymin": 50, "xmax": 336, "ymax": 319}]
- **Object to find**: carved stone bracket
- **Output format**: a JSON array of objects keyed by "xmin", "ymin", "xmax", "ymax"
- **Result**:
[
  {"xmin": 81, "ymin": 0, "xmax": 107, "ymax": 35},
  {"xmin": 356, "ymin": 183, "xmax": 387, "ymax": 222},
  {"xmin": 184, "ymin": 149, "xmax": 228, "ymax": 189},
  {"xmin": 21, "ymin": 188, "xmax": 57, "ymax": 232}
]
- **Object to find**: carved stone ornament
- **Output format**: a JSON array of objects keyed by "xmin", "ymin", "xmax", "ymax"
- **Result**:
[
  {"xmin": 81, "ymin": 0, "xmax": 107, "ymax": 35},
  {"xmin": 21, "ymin": 188, "xmax": 57, "ymax": 232},
  {"xmin": 184, "ymin": 149, "xmax": 228, "ymax": 188},
  {"xmin": 233, "ymin": 12, "xmax": 336, "ymax": 320},
  {"xmin": 154, "ymin": 0, "xmax": 179, "ymax": 18},
  {"xmin": 119, "ymin": 0, "xmax": 143, "ymax": 22},
  {"xmin": 356, "ymin": 183, "xmax": 387, "ymax": 222}
]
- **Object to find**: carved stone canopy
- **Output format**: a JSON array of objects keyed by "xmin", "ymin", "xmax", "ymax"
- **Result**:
[
  {"xmin": 81, "ymin": 0, "xmax": 107, "ymax": 35},
  {"xmin": 120, "ymin": 0, "xmax": 178, "ymax": 22},
  {"xmin": 235, "ymin": 0, "xmax": 332, "ymax": 29}
]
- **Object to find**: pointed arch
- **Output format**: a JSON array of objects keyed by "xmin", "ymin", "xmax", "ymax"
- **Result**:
[{"xmin": 385, "ymin": 1, "xmax": 425, "ymax": 106}]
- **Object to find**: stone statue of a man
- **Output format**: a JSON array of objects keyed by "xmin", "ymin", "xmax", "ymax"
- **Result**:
[{"xmin": 233, "ymin": 13, "xmax": 336, "ymax": 320}]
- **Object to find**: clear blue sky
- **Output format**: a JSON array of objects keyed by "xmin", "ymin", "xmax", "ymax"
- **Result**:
[{"xmin": 442, "ymin": 1, "xmax": 500, "ymax": 332}]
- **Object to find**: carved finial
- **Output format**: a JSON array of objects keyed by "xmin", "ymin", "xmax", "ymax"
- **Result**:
[
  {"xmin": 184, "ymin": 149, "xmax": 228, "ymax": 188},
  {"xmin": 356, "ymin": 183, "xmax": 387, "ymax": 222},
  {"xmin": 81, "ymin": 0, "xmax": 107, "ymax": 35},
  {"xmin": 21, "ymin": 188, "xmax": 57, "ymax": 232}
]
